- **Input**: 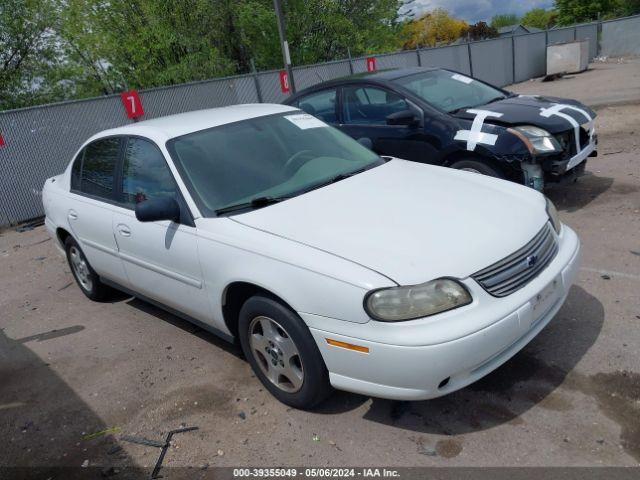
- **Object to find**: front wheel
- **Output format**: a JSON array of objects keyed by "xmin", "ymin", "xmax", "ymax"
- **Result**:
[
  {"xmin": 450, "ymin": 159, "xmax": 504, "ymax": 179},
  {"xmin": 238, "ymin": 295, "xmax": 332, "ymax": 409}
]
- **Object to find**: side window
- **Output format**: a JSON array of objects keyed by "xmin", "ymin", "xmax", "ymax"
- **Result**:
[
  {"xmin": 296, "ymin": 89, "xmax": 337, "ymax": 123},
  {"xmin": 70, "ymin": 149, "xmax": 84, "ymax": 191},
  {"xmin": 121, "ymin": 138, "xmax": 177, "ymax": 207},
  {"xmin": 80, "ymin": 137, "xmax": 121, "ymax": 200},
  {"xmin": 343, "ymin": 86, "xmax": 408, "ymax": 125}
]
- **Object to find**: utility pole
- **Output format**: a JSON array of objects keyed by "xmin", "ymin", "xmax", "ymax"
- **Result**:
[{"xmin": 273, "ymin": 0, "xmax": 295, "ymax": 93}]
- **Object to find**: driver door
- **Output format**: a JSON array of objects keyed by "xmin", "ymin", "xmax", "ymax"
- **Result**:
[
  {"xmin": 339, "ymin": 85, "xmax": 425, "ymax": 161},
  {"xmin": 111, "ymin": 137, "xmax": 211, "ymax": 322}
]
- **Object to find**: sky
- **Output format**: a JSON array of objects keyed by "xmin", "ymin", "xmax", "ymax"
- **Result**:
[{"xmin": 405, "ymin": 0, "xmax": 555, "ymax": 23}]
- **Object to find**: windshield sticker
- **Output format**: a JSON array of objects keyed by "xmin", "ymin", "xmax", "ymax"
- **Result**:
[
  {"xmin": 454, "ymin": 109, "xmax": 503, "ymax": 151},
  {"xmin": 539, "ymin": 103, "xmax": 594, "ymax": 153},
  {"xmin": 451, "ymin": 73, "xmax": 473, "ymax": 84},
  {"xmin": 284, "ymin": 114, "xmax": 328, "ymax": 130}
]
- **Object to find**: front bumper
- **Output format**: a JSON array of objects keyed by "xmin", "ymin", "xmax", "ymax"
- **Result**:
[
  {"xmin": 544, "ymin": 133, "xmax": 597, "ymax": 178},
  {"xmin": 304, "ymin": 226, "xmax": 581, "ymax": 400}
]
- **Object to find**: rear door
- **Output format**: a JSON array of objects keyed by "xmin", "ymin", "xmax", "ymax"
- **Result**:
[
  {"xmin": 68, "ymin": 137, "xmax": 129, "ymax": 285},
  {"xmin": 339, "ymin": 84, "xmax": 425, "ymax": 161},
  {"xmin": 110, "ymin": 137, "xmax": 211, "ymax": 321}
]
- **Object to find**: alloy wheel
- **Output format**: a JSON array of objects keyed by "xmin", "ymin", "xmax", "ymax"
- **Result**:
[{"xmin": 248, "ymin": 316, "xmax": 304, "ymax": 393}]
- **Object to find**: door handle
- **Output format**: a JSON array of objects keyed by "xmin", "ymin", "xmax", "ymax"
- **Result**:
[
  {"xmin": 68, "ymin": 210, "xmax": 78, "ymax": 220},
  {"xmin": 117, "ymin": 224, "xmax": 131, "ymax": 237}
]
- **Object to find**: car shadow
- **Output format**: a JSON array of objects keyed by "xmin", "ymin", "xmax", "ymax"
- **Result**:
[
  {"xmin": 0, "ymin": 329, "xmax": 144, "ymax": 479},
  {"xmin": 546, "ymin": 172, "xmax": 614, "ymax": 212},
  {"xmin": 317, "ymin": 285, "xmax": 604, "ymax": 432},
  {"xmin": 125, "ymin": 297, "xmax": 243, "ymax": 359}
]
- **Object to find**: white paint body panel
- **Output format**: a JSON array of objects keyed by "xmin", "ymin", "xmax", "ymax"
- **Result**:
[{"xmin": 42, "ymin": 105, "xmax": 582, "ymax": 401}]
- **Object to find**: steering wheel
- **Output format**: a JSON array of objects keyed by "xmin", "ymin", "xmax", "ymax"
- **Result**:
[{"xmin": 283, "ymin": 150, "xmax": 314, "ymax": 176}]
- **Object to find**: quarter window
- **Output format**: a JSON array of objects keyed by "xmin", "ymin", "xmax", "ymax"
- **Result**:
[
  {"xmin": 342, "ymin": 86, "xmax": 408, "ymax": 125},
  {"xmin": 79, "ymin": 138, "xmax": 121, "ymax": 200},
  {"xmin": 70, "ymin": 150, "xmax": 83, "ymax": 191},
  {"xmin": 296, "ymin": 89, "xmax": 337, "ymax": 123},
  {"xmin": 121, "ymin": 138, "xmax": 177, "ymax": 207}
]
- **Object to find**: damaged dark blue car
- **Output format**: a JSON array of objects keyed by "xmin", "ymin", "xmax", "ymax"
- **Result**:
[{"xmin": 283, "ymin": 67, "xmax": 597, "ymax": 190}]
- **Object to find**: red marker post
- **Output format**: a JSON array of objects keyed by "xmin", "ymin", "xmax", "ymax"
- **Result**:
[
  {"xmin": 279, "ymin": 70, "xmax": 290, "ymax": 93},
  {"xmin": 366, "ymin": 57, "xmax": 377, "ymax": 72},
  {"xmin": 120, "ymin": 90, "xmax": 144, "ymax": 119},
  {"xmin": 0, "ymin": 131, "xmax": 5, "ymax": 147}
]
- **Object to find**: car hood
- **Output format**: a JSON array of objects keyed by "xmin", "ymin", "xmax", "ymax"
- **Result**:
[
  {"xmin": 451, "ymin": 94, "xmax": 596, "ymax": 134},
  {"xmin": 232, "ymin": 160, "xmax": 549, "ymax": 286}
]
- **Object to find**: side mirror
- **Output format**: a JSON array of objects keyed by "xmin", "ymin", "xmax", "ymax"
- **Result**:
[
  {"xmin": 135, "ymin": 197, "xmax": 180, "ymax": 223},
  {"xmin": 386, "ymin": 109, "xmax": 418, "ymax": 127},
  {"xmin": 357, "ymin": 137, "xmax": 373, "ymax": 150}
]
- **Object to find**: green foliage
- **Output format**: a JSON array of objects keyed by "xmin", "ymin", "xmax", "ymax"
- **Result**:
[
  {"xmin": 554, "ymin": 0, "xmax": 625, "ymax": 24},
  {"xmin": 521, "ymin": 8, "xmax": 558, "ymax": 29},
  {"xmin": 490, "ymin": 13, "xmax": 520, "ymax": 29},
  {"xmin": 400, "ymin": 8, "xmax": 468, "ymax": 48},
  {"xmin": 2, "ymin": 0, "xmax": 405, "ymax": 108},
  {"xmin": 0, "ymin": 0, "xmax": 65, "ymax": 109}
]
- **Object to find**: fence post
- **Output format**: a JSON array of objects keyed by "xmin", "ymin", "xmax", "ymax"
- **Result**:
[
  {"xmin": 250, "ymin": 59, "xmax": 263, "ymax": 103},
  {"xmin": 596, "ymin": 17, "xmax": 602, "ymax": 56},
  {"xmin": 467, "ymin": 42, "xmax": 474, "ymax": 77},
  {"xmin": 573, "ymin": 27, "xmax": 577, "ymax": 41},
  {"xmin": 511, "ymin": 35, "xmax": 516, "ymax": 84},
  {"xmin": 545, "ymin": 27, "xmax": 549, "ymax": 46},
  {"xmin": 347, "ymin": 48, "xmax": 354, "ymax": 75},
  {"xmin": 416, "ymin": 46, "xmax": 421, "ymax": 66}
]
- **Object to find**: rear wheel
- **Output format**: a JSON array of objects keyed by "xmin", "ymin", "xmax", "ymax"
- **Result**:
[
  {"xmin": 450, "ymin": 159, "xmax": 504, "ymax": 179},
  {"xmin": 238, "ymin": 294, "xmax": 332, "ymax": 409},
  {"xmin": 64, "ymin": 236, "xmax": 115, "ymax": 301}
]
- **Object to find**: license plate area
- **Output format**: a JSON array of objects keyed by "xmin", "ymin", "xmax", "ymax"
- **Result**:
[{"xmin": 530, "ymin": 276, "xmax": 561, "ymax": 324}]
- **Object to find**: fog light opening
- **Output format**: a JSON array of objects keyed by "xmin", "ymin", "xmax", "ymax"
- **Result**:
[{"xmin": 438, "ymin": 377, "xmax": 450, "ymax": 389}]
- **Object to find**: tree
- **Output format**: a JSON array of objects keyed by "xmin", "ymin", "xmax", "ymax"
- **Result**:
[
  {"xmin": 521, "ymin": 8, "xmax": 558, "ymax": 29},
  {"xmin": 400, "ymin": 8, "xmax": 468, "ymax": 48},
  {"xmin": 554, "ymin": 0, "xmax": 620, "ymax": 24},
  {"xmin": 461, "ymin": 21, "xmax": 499, "ymax": 41},
  {"xmin": 490, "ymin": 13, "xmax": 520, "ymax": 29},
  {"xmin": 0, "ymin": 0, "xmax": 68, "ymax": 109},
  {"xmin": 236, "ymin": 0, "xmax": 403, "ymax": 69}
]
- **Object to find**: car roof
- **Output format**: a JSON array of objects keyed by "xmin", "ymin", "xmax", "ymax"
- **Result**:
[
  {"xmin": 288, "ymin": 67, "xmax": 441, "ymax": 99},
  {"xmin": 93, "ymin": 103, "xmax": 298, "ymax": 142}
]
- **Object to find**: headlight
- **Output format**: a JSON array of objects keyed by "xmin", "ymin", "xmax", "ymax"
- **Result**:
[
  {"xmin": 509, "ymin": 125, "xmax": 561, "ymax": 154},
  {"xmin": 546, "ymin": 197, "xmax": 562, "ymax": 234},
  {"xmin": 364, "ymin": 278, "xmax": 472, "ymax": 322}
]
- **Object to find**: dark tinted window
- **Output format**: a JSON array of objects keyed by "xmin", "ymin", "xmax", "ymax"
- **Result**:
[
  {"xmin": 342, "ymin": 86, "xmax": 408, "ymax": 125},
  {"xmin": 121, "ymin": 138, "xmax": 177, "ymax": 207},
  {"xmin": 70, "ymin": 150, "xmax": 83, "ymax": 191},
  {"xmin": 395, "ymin": 70, "xmax": 506, "ymax": 112},
  {"xmin": 80, "ymin": 138, "xmax": 121, "ymax": 200},
  {"xmin": 297, "ymin": 89, "xmax": 337, "ymax": 123}
]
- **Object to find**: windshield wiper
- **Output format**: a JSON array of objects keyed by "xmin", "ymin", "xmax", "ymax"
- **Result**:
[
  {"xmin": 215, "ymin": 195, "xmax": 290, "ymax": 215},
  {"xmin": 484, "ymin": 95, "xmax": 507, "ymax": 104}
]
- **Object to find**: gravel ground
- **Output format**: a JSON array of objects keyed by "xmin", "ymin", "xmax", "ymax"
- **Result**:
[{"xmin": 1, "ymin": 61, "xmax": 639, "ymax": 473}]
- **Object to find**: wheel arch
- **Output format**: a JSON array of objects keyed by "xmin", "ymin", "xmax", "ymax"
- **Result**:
[
  {"xmin": 221, "ymin": 281, "xmax": 297, "ymax": 342},
  {"xmin": 56, "ymin": 227, "xmax": 73, "ymax": 248}
]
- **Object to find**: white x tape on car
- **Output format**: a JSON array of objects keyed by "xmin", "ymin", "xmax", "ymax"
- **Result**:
[
  {"xmin": 539, "ymin": 103, "xmax": 595, "ymax": 153},
  {"xmin": 454, "ymin": 109, "xmax": 503, "ymax": 151}
]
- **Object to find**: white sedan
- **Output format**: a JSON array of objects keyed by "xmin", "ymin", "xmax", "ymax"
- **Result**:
[{"xmin": 42, "ymin": 104, "xmax": 581, "ymax": 409}]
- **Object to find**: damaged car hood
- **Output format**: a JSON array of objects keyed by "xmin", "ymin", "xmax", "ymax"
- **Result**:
[
  {"xmin": 452, "ymin": 94, "xmax": 596, "ymax": 133},
  {"xmin": 231, "ymin": 159, "xmax": 549, "ymax": 286}
]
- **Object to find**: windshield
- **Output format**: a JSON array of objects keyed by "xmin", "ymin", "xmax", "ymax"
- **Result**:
[
  {"xmin": 166, "ymin": 112, "xmax": 382, "ymax": 216},
  {"xmin": 395, "ymin": 70, "xmax": 507, "ymax": 113}
]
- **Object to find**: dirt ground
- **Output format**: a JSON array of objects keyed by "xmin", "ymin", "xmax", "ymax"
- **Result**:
[{"xmin": 1, "ymin": 60, "xmax": 639, "ymax": 473}]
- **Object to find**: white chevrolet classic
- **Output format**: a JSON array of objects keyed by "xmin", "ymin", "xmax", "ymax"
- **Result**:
[{"xmin": 43, "ymin": 104, "xmax": 581, "ymax": 409}]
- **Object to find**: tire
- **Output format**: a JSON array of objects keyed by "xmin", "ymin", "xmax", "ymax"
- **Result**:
[
  {"xmin": 238, "ymin": 295, "xmax": 332, "ymax": 409},
  {"xmin": 64, "ymin": 236, "xmax": 115, "ymax": 301},
  {"xmin": 450, "ymin": 159, "xmax": 504, "ymax": 179}
]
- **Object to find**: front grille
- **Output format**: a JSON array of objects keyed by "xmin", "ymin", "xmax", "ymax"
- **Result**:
[{"xmin": 472, "ymin": 223, "xmax": 558, "ymax": 297}]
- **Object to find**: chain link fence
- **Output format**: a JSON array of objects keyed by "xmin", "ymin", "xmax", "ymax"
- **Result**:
[{"xmin": 2, "ymin": 15, "xmax": 639, "ymax": 227}]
